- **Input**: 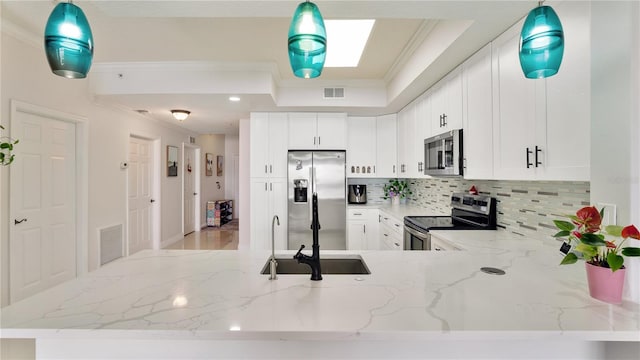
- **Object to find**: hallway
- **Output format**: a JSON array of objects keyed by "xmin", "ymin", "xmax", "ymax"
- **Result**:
[{"xmin": 164, "ymin": 219, "xmax": 239, "ymax": 250}]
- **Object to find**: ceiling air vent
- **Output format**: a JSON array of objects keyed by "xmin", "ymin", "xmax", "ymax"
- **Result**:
[{"xmin": 323, "ymin": 87, "xmax": 345, "ymax": 99}]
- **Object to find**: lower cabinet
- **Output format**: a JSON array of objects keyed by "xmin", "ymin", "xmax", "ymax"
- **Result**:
[
  {"xmin": 378, "ymin": 211, "xmax": 403, "ymax": 251},
  {"xmin": 250, "ymin": 177, "xmax": 287, "ymax": 251},
  {"xmin": 346, "ymin": 208, "xmax": 379, "ymax": 250},
  {"xmin": 430, "ymin": 234, "xmax": 462, "ymax": 251}
]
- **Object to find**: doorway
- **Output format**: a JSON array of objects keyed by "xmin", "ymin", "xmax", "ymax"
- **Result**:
[
  {"xmin": 182, "ymin": 143, "xmax": 200, "ymax": 236},
  {"xmin": 8, "ymin": 101, "xmax": 87, "ymax": 304}
]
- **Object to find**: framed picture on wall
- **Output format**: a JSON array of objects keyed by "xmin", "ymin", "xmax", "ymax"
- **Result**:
[
  {"xmin": 167, "ymin": 145, "xmax": 178, "ymax": 177},
  {"xmin": 216, "ymin": 155, "xmax": 223, "ymax": 176},
  {"xmin": 205, "ymin": 153, "xmax": 213, "ymax": 176}
]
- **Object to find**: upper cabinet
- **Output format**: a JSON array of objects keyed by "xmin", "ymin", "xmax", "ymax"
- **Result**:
[
  {"xmin": 288, "ymin": 112, "xmax": 347, "ymax": 150},
  {"xmin": 347, "ymin": 116, "xmax": 377, "ymax": 177},
  {"xmin": 346, "ymin": 114, "xmax": 398, "ymax": 178},
  {"xmin": 491, "ymin": 1, "xmax": 590, "ymax": 181},
  {"xmin": 462, "ymin": 43, "xmax": 494, "ymax": 180},
  {"xmin": 397, "ymin": 102, "xmax": 418, "ymax": 177},
  {"xmin": 375, "ymin": 114, "xmax": 398, "ymax": 178},
  {"xmin": 430, "ymin": 68, "xmax": 463, "ymax": 135},
  {"xmin": 250, "ymin": 112, "xmax": 288, "ymax": 178}
]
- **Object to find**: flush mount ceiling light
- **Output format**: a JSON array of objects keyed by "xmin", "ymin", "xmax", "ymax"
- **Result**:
[
  {"xmin": 171, "ymin": 110, "xmax": 191, "ymax": 121},
  {"xmin": 44, "ymin": 1, "xmax": 94, "ymax": 79},
  {"xmin": 519, "ymin": 2, "xmax": 564, "ymax": 79},
  {"xmin": 229, "ymin": 96, "xmax": 241, "ymax": 102},
  {"xmin": 288, "ymin": 1, "xmax": 327, "ymax": 79}
]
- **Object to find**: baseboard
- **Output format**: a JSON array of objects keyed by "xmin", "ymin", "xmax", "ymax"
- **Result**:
[{"xmin": 161, "ymin": 233, "xmax": 184, "ymax": 249}]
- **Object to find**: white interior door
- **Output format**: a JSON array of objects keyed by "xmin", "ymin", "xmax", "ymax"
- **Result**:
[
  {"xmin": 183, "ymin": 146, "xmax": 196, "ymax": 235},
  {"xmin": 9, "ymin": 111, "xmax": 77, "ymax": 303},
  {"xmin": 233, "ymin": 155, "xmax": 239, "ymax": 219},
  {"xmin": 128, "ymin": 137, "xmax": 153, "ymax": 255}
]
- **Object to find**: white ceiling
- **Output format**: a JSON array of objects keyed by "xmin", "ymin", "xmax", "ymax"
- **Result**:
[{"xmin": 1, "ymin": 0, "xmax": 537, "ymax": 135}]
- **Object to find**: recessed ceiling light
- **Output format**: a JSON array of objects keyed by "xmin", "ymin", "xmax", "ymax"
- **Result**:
[
  {"xmin": 229, "ymin": 96, "xmax": 241, "ymax": 102},
  {"xmin": 324, "ymin": 20, "xmax": 375, "ymax": 67}
]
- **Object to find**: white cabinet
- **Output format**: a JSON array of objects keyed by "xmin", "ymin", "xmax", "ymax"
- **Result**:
[
  {"xmin": 250, "ymin": 178, "xmax": 287, "ymax": 251},
  {"xmin": 346, "ymin": 208, "xmax": 380, "ymax": 250},
  {"xmin": 288, "ymin": 112, "xmax": 347, "ymax": 150},
  {"xmin": 346, "ymin": 115, "xmax": 398, "ymax": 178},
  {"xmin": 347, "ymin": 117, "xmax": 377, "ymax": 177},
  {"xmin": 378, "ymin": 211, "xmax": 403, "ymax": 251},
  {"xmin": 431, "ymin": 69, "xmax": 463, "ymax": 135},
  {"xmin": 430, "ymin": 234, "xmax": 462, "ymax": 251},
  {"xmin": 250, "ymin": 112, "xmax": 288, "ymax": 178},
  {"xmin": 491, "ymin": 2, "xmax": 590, "ymax": 181},
  {"xmin": 414, "ymin": 93, "xmax": 431, "ymax": 178},
  {"xmin": 462, "ymin": 43, "xmax": 494, "ymax": 180},
  {"xmin": 375, "ymin": 114, "xmax": 398, "ymax": 178},
  {"xmin": 397, "ymin": 103, "xmax": 418, "ymax": 177}
]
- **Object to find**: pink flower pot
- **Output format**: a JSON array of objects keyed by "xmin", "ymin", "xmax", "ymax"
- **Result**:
[{"xmin": 585, "ymin": 262, "xmax": 626, "ymax": 304}]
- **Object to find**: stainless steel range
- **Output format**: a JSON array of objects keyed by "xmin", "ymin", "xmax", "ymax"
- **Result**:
[{"xmin": 403, "ymin": 193, "xmax": 497, "ymax": 250}]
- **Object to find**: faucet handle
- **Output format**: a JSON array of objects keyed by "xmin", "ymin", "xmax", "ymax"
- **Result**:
[{"xmin": 294, "ymin": 244, "xmax": 305, "ymax": 259}]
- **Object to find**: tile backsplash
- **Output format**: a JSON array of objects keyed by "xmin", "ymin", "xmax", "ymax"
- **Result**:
[
  {"xmin": 347, "ymin": 178, "xmax": 394, "ymax": 205},
  {"xmin": 407, "ymin": 178, "xmax": 590, "ymax": 239}
]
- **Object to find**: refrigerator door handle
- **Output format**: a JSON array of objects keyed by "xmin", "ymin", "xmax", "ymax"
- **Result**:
[{"xmin": 309, "ymin": 167, "xmax": 314, "ymax": 223}]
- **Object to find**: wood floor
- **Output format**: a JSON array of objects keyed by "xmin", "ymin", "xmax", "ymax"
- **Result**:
[{"xmin": 165, "ymin": 219, "xmax": 239, "ymax": 250}]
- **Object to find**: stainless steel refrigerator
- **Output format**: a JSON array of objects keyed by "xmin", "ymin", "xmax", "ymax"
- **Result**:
[{"xmin": 288, "ymin": 151, "xmax": 346, "ymax": 250}]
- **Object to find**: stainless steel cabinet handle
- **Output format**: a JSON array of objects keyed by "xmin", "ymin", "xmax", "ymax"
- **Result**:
[
  {"xmin": 314, "ymin": 137, "xmax": 316, "ymax": 145},
  {"xmin": 363, "ymin": 224, "xmax": 366, "ymax": 234},
  {"xmin": 354, "ymin": 212, "xmax": 362, "ymax": 216},
  {"xmin": 270, "ymin": 183, "xmax": 272, "ymax": 191},
  {"xmin": 269, "ymin": 165, "xmax": 272, "ymax": 173},
  {"xmin": 383, "ymin": 233, "xmax": 388, "ymax": 237},
  {"xmin": 14, "ymin": 218, "xmax": 27, "ymax": 225},
  {"xmin": 265, "ymin": 182, "xmax": 268, "ymax": 191},
  {"xmin": 393, "ymin": 165, "xmax": 396, "ymax": 173},
  {"xmin": 526, "ymin": 147, "xmax": 533, "ymax": 168},
  {"xmin": 394, "ymin": 242, "xmax": 400, "ymax": 247},
  {"xmin": 535, "ymin": 146, "xmax": 542, "ymax": 167},
  {"xmin": 442, "ymin": 113, "xmax": 447, "ymax": 127},
  {"xmin": 394, "ymin": 224, "xmax": 400, "ymax": 227},
  {"xmin": 265, "ymin": 165, "xmax": 268, "ymax": 173},
  {"xmin": 318, "ymin": 137, "xmax": 321, "ymax": 145}
]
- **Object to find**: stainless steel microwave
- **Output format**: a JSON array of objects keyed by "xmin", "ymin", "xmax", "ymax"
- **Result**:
[{"xmin": 424, "ymin": 129, "xmax": 463, "ymax": 176}]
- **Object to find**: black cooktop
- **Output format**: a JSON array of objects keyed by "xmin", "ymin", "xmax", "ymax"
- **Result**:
[{"xmin": 404, "ymin": 216, "xmax": 478, "ymax": 232}]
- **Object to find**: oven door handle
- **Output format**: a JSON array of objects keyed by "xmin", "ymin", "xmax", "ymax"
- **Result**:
[{"xmin": 404, "ymin": 224, "xmax": 430, "ymax": 240}]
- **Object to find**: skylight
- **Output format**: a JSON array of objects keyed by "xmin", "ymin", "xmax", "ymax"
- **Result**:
[{"xmin": 324, "ymin": 19, "xmax": 375, "ymax": 67}]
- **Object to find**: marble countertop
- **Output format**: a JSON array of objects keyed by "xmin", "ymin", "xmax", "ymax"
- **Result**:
[
  {"xmin": 348, "ymin": 203, "xmax": 448, "ymax": 219},
  {"xmin": 2, "ymin": 232, "xmax": 639, "ymax": 342}
]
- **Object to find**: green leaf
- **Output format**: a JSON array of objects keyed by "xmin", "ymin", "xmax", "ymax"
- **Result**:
[
  {"xmin": 0, "ymin": 143, "xmax": 10, "ymax": 149},
  {"xmin": 553, "ymin": 220, "xmax": 575, "ymax": 231},
  {"xmin": 576, "ymin": 243, "xmax": 598, "ymax": 258},
  {"xmin": 560, "ymin": 252, "xmax": 578, "ymax": 265},
  {"xmin": 621, "ymin": 247, "xmax": 640, "ymax": 257},
  {"xmin": 553, "ymin": 230, "xmax": 571, "ymax": 238},
  {"xmin": 605, "ymin": 225, "xmax": 623, "ymax": 237},
  {"xmin": 580, "ymin": 233, "xmax": 606, "ymax": 246},
  {"xmin": 607, "ymin": 252, "xmax": 624, "ymax": 272}
]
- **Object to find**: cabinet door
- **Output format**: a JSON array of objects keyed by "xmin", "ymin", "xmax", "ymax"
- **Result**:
[
  {"xmin": 250, "ymin": 113, "xmax": 270, "ymax": 177},
  {"xmin": 430, "ymin": 81, "xmax": 447, "ymax": 135},
  {"xmin": 491, "ymin": 21, "xmax": 544, "ymax": 180},
  {"xmin": 288, "ymin": 112, "xmax": 317, "ymax": 150},
  {"xmin": 463, "ymin": 44, "xmax": 494, "ymax": 179},
  {"xmin": 347, "ymin": 116, "xmax": 376, "ymax": 177},
  {"xmin": 317, "ymin": 113, "xmax": 347, "ymax": 149},
  {"xmin": 401, "ymin": 102, "xmax": 418, "ymax": 177},
  {"xmin": 538, "ymin": 1, "xmax": 590, "ymax": 181},
  {"xmin": 414, "ymin": 93, "xmax": 430, "ymax": 178},
  {"xmin": 444, "ymin": 69, "xmax": 463, "ymax": 131},
  {"xmin": 376, "ymin": 114, "xmax": 398, "ymax": 177},
  {"xmin": 347, "ymin": 221, "xmax": 366, "ymax": 250},
  {"xmin": 268, "ymin": 113, "xmax": 289, "ymax": 178},
  {"xmin": 365, "ymin": 209, "xmax": 380, "ymax": 250},
  {"xmin": 250, "ymin": 178, "xmax": 270, "ymax": 250},
  {"xmin": 396, "ymin": 108, "xmax": 407, "ymax": 176},
  {"xmin": 268, "ymin": 177, "xmax": 288, "ymax": 250}
]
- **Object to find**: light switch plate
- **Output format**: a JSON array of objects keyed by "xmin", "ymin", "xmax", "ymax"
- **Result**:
[{"xmin": 596, "ymin": 203, "xmax": 617, "ymax": 226}]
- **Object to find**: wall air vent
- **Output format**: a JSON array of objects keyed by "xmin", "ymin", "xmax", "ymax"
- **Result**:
[{"xmin": 323, "ymin": 87, "xmax": 345, "ymax": 99}]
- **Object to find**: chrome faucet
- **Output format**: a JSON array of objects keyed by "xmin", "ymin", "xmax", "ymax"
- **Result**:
[
  {"xmin": 269, "ymin": 215, "xmax": 280, "ymax": 280},
  {"xmin": 293, "ymin": 193, "xmax": 322, "ymax": 281}
]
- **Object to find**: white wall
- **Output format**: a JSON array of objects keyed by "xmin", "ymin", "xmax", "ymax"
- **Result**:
[
  {"xmin": 0, "ymin": 32, "xmax": 197, "ymax": 306},
  {"xmin": 590, "ymin": 1, "xmax": 640, "ymax": 303},
  {"xmin": 196, "ymin": 134, "xmax": 226, "ymax": 226},
  {"xmin": 224, "ymin": 134, "xmax": 239, "ymax": 218}
]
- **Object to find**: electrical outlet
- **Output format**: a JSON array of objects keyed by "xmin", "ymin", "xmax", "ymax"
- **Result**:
[{"xmin": 596, "ymin": 203, "xmax": 617, "ymax": 226}]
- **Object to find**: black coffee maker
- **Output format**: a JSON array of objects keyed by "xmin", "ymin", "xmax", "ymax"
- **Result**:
[{"xmin": 348, "ymin": 185, "xmax": 367, "ymax": 204}]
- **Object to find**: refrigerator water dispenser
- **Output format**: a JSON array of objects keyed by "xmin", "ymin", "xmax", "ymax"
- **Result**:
[{"xmin": 293, "ymin": 179, "xmax": 308, "ymax": 203}]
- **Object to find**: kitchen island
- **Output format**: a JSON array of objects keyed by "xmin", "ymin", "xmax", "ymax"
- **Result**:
[{"xmin": 1, "ymin": 232, "xmax": 639, "ymax": 359}]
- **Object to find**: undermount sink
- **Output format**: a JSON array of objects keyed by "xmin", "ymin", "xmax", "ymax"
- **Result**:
[{"xmin": 260, "ymin": 255, "xmax": 370, "ymax": 275}]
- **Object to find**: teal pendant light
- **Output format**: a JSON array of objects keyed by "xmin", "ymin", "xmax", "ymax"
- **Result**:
[
  {"xmin": 288, "ymin": 1, "xmax": 327, "ymax": 79},
  {"xmin": 44, "ymin": 1, "xmax": 94, "ymax": 79},
  {"xmin": 519, "ymin": 3, "xmax": 564, "ymax": 79}
]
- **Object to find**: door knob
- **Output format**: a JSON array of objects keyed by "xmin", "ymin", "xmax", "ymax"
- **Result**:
[
  {"xmin": 193, "ymin": 192, "xmax": 198, "ymax": 195},
  {"xmin": 150, "ymin": 199, "xmax": 156, "ymax": 203},
  {"xmin": 14, "ymin": 218, "xmax": 27, "ymax": 225}
]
